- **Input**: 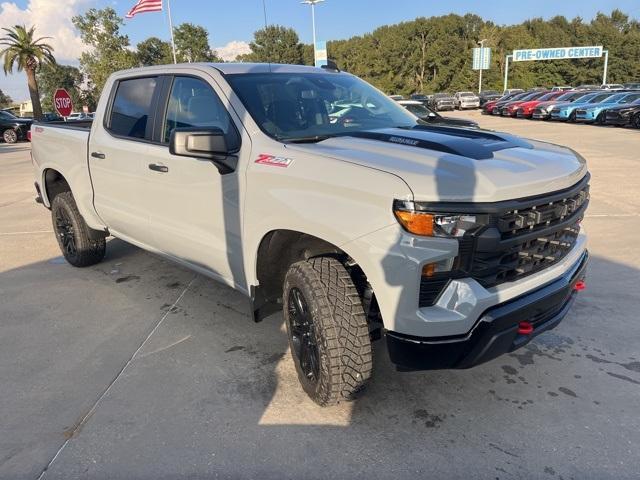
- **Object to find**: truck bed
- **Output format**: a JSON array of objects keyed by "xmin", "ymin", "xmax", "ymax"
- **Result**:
[{"xmin": 30, "ymin": 121, "xmax": 98, "ymax": 229}]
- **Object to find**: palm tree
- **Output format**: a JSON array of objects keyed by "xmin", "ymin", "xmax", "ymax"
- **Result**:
[{"xmin": 0, "ymin": 25, "xmax": 55, "ymax": 120}]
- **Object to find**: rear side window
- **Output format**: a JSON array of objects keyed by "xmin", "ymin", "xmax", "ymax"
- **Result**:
[{"xmin": 109, "ymin": 77, "xmax": 157, "ymax": 139}]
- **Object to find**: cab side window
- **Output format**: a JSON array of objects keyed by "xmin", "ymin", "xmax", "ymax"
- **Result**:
[
  {"xmin": 108, "ymin": 77, "xmax": 157, "ymax": 139},
  {"xmin": 163, "ymin": 76, "xmax": 238, "ymax": 148}
]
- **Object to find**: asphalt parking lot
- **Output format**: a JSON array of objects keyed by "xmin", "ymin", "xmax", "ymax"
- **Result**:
[{"xmin": 1, "ymin": 116, "xmax": 639, "ymax": 480}]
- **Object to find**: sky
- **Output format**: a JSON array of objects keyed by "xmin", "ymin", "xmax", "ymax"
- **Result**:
[{"xmin": 1, "ymin": 0, "xmax": 639, "ymax": 101}]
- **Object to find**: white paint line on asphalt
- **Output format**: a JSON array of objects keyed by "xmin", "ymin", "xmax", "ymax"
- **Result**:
[
  {"xmin": 0, "ymin": 230, "xmax": 53, "ymax": 236},
  {"xmin": 137, "ymin": 335, "xmax": 192, "ymax": 359},
  {"xmin": 36, "ymin": 275, "xmax": 198, "ymax": 480}
]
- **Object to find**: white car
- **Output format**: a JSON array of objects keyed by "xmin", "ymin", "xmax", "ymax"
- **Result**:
[
  {"xmin": 454, "ymin": 91, "xmax": 480, "ymax": 109},
  {"xmin": 601, "ymin": 84, "xmax": 625, "ymax": 90},
  {"xmin": 31, "ymin": 63, "xmax": 589, "ymax": 406}
]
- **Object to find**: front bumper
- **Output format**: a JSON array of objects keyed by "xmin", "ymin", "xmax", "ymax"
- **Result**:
[
  {"xmin": 387, "ymin": 251, "xmax": 588, "ymax": 370},
  {"xmin": 550, "ymin": 110, "xmax": 570, "ymax": 121},
  {"xmin": 532, "ymin": 111, "xmax": 550, "ymax": 119},
  {"xmin": 604, "ymin": 115, "xmax": 630, "ymax": 126}
]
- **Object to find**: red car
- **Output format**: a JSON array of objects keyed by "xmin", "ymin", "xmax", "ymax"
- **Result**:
[
  {"xmin": 482, "ymin": 92, "xmax": 526, "ymax": 114},
  {"xmin": 515, "ymin": 91, "xmax": 565, "ymax": 118},
  {"xmin": 502, "ymin": 91, "xmax": 551, "ymax": 117}
]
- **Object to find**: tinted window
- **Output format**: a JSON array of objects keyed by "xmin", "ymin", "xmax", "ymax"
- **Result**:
[
  {"xmin": 0, "ymin": 111, "xmax": 17, "ymax": 120},
  {"xmin": 620, "ymin": 93, "xmax": 640, "ymax": 104},
  {"xmin": 163, "ymin": 76, "xmax": 236, "ymax": 144},
  {"xmin": 227, "ymin": 72, "xmax": 418, "ymax": 141},
  {"xmin": 109, "ymin": 77, "xmax": 157, "ymax": 139}
]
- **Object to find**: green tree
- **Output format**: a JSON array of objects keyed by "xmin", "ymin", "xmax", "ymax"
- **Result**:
[
  {"xmin": 240, "ymin": 25, "xmax": 304, "ymax": 64},
  {"xmin": 0, "ymin": 88, "xmax": 12, "ymax": 108},
  {"xmin": 36, "ymin": 63, "xmax": 83, "ymax": 112},
  {"xmin": 137, "ymin": 37, "xmax": 173, "ymax": 66},
  {"xmin": 0, "ymin": 25, "xmax": 55, "ymax": 120},
  {"xmin": 173, "ymin": 23, "xmax": 220, "ymax": 63},
  {"xmin": 72, "ymin": 8, "xmax": 137, "ymax": 100}
]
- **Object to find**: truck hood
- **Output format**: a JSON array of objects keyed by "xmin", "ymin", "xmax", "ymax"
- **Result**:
[{"xmin": 287, "ymin": 127, "xmax": 587, "ymax": 202}]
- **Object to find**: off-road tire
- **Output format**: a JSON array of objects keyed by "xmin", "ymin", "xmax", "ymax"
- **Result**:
[
  {"xmin": 3, "ymin": 129, "xmax": 18, "ymax": 144},
  {"xmin": 283, "ymin": 257, "xmax": 373, "ymax": 406},
  {"xmin": 51, "ymin": 191, "xmax": 106, "ymax": 267}
]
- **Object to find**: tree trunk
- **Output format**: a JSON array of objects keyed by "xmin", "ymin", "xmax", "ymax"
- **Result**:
[{"xmin": 26, "ymin": 68, "xmax": 43, "ymax": 121}]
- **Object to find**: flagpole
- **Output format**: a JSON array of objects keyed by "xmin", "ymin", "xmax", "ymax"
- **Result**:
[{"xmin": 167, "ymin": 0, "xmax": 177, "ymax": 63}]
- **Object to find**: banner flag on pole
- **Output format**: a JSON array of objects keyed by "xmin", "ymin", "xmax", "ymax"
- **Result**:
[{"xmin": 125, "ymin": 0, "xmax": 163, "ymax": 18}]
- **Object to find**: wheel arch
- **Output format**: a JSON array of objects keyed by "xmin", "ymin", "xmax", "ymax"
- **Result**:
[
  {"xmin": 250, "ymin": 229, "xmax": 379, "ymax": 327},
  {"xmin": 42, "ymin": 168, "xmax": 71, "ymax": 206}
]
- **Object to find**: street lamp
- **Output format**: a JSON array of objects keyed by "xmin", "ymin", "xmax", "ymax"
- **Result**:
[
  {"xmin": 301, "ymin": 0, "xmax": 324, "ymax": 64},
  {"xmin": 478, "ymin": 39, "xmax": 487, "ymax": 94}
]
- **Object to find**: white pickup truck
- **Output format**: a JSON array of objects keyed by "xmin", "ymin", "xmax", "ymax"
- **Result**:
[{"xmin": 32, "ymin": 63, "xmax": 589, "ymax": 406}]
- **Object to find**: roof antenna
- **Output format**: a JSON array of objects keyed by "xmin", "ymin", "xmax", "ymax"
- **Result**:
[{"xmin": 262, "ymin": 0, "xmax": 272, "ymax": 72}]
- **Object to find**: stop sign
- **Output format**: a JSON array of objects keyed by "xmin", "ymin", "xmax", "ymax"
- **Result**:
[{"xmin": 53, "ymin": 88, "xmax": 73, "ymax": 117}]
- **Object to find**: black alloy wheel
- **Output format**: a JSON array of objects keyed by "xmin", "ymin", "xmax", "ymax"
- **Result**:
[
  {"xmin": 54, "ymin": 205, "xmax": 77, "ymax": 258},
  {"xmin": 632, "ymin": 114, "xmax": 640, "ymax": 129},
  {"xmin": 50, "ymin": 191, "xmax": 106, "ymax": 267},
  {"xmin": 287, "ymin": 287, "xmax": 320, "ymax": 385}
]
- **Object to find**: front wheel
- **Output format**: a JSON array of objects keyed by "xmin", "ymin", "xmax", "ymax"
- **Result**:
[
  {"xmin": 568, "ymin": 111, "xmax": 577, "ymax": 123},
  {"xmin": 51, "ymin": 191, "xmax": 106, "ymax": 267},
  {"xmin": 595, "ymin": 112, "xmax": 605, "ymax": 125},
  {"xmin": 283, "ymin": 257, "xmax": 372, "ymax": 406},
  {"xmin": 632, "ymin": 113, "xmax": 640, "ymax": 129},
  {"xmin": 3, "ymin": 129, "xmax": 18, "ymax": 144}
]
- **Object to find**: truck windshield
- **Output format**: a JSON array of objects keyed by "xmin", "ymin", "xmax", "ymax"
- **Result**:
[{"xmin": 226, "ymin": 72, "xmax": 419, "ymax": 142}]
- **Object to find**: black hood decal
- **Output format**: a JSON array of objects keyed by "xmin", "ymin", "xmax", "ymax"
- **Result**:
[{"xmin": 346, "ymin": 126, "xmax": 533, "ymax": 160}]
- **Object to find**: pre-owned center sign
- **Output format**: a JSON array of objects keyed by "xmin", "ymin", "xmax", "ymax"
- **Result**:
[{"xmin": 513, "ymin": 46, "xmax": 603, "ymax": 62}]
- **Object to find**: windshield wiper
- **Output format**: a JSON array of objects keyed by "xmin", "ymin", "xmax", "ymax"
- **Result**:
[{"xmin": 283, "ymin": 134, "xmax": 338, "ymax": 144}]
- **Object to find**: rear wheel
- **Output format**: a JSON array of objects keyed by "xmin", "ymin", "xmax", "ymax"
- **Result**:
[
  {"xmin": 3, "ymin": 129, "xmax": 18, "ymax": 144},
  {"xmin": 51, "ymin": 191, "xmax": 106, "ymax": 267},
  {"xmin": 632, "ymin": 113, "xmax": 640, "ymax": 129},
  {"xmin": 283, "ymin": 257, "xmax": 372, "ymax": 406}
]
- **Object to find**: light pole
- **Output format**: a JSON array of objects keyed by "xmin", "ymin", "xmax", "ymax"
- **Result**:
[
  {"xmin": 477, "ymin": 39, "xmax": 487, "ymax": 93},
  {"xmin": 301, "ymin": 0, "xmax": 324, "ymax": 65}
]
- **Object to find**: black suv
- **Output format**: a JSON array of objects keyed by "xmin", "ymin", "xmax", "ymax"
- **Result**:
[{"xmin": 0, "ymin": 110, "xmax": 32, "ymax": 143}]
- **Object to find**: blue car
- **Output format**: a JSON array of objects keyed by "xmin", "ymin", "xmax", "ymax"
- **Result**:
[
  {"xmin": 575, "ymin": 92, "xmax": 640, "ymax": 124},
  {"xmin": 549, "ymin": 92, "xmax": 617, "ymax": 121}
]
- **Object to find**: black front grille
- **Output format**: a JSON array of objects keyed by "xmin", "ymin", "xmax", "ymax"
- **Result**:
[{"xmin": 419, "ymin": 178, "xmax": 589, "ymax": 307}]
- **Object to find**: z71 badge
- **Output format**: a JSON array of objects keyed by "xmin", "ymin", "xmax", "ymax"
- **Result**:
[{"xmin": 255, "ymin": 154, "xmax": 293, "ymax": 168}]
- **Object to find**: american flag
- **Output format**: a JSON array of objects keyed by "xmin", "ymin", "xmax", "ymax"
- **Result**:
[{"xmin": 125, "ymin": 0, "xmax": 163, "ymax": 18}]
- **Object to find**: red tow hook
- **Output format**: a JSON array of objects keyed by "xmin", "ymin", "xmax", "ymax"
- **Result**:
[
  {"xmin": 573, "ymin": 280, "xmax": 586, "ymax": 291},
  {"xmin": 517, "ymin": 321, "xmax": 534, "ymax": 336}
]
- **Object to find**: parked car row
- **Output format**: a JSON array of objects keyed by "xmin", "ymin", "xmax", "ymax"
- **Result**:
[
  {"xmin": 397, "ymin": 100, "xmax": 478, "ymax": 128},
  {"xmin": 482, "ymin": 88, "xmax": 640, "ymax": 128}
]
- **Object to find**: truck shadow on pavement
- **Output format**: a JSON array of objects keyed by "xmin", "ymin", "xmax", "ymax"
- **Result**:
[{"xmin": 1, "ymin": 240, "xmax": 639, "ymax": 479}]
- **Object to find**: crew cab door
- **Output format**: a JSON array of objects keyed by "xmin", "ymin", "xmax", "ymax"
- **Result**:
[
  {"xmin": 89, "ymin": 75, "xmax": 160, "ymax": 245},
  {"xmin": 140, "ymin": 74, "xmax": 246, "ymax": 289}
]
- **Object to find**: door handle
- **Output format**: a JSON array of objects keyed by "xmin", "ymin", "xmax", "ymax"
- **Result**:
[
  {"xmin": 91, "ymin": 152, "xmax": 105, "ymax": 159},
  {"xmin": 148, "ymin": 163, "xmax": 169, "ymax": 173}
]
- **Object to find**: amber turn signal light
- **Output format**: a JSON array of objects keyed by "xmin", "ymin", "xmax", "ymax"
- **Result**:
[{"xmin": 394, "ymin": 210, "xmax": 434, "ymax": 236}]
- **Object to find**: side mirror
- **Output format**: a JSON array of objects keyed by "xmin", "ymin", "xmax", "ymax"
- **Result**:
[
  {"xmin": 428, "ymin": 112, "xmax": 437, "ymax": 118},
  {"xmin": 169, "ymin": 127, "xmax": 237, "ymax": 173}
]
